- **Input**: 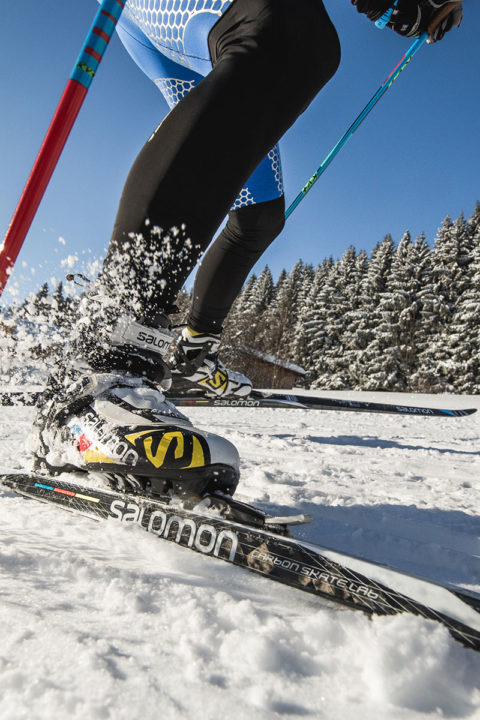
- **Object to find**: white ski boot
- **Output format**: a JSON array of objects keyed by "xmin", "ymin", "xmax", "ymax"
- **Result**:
[{"xmin": 34, "ymin": 314, "xmax": 240, "ymax": 499}]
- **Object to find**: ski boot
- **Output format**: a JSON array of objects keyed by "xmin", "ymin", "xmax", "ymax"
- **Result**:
[
  {"xmin": 33, "ymin": 313, "xmax": 240, "ymax": 500},
  {"xmin": 168, "ymin": 326, "xmax": 252, "ymax": 397}
]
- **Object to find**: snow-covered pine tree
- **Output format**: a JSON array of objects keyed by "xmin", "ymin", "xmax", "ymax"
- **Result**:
[
  {"xmin": 421, "ymin": 215, "xmax": 472, "ymax": 391},
  {"xmin": 50, "ymin": 281, "xmax": 81, "ymax": 330},
  {"xmin": 220, "ymin": 273, "xmax": 257, "ymax": 363},
  {"xmin": 263, "ymin": 260, "xmax": 309, "ymax": 365},
  {"xmin": 239, "ymin": 265, "xmax": 275, "ymax": 351},
  {"xmin": 407, "ymin": 234, "xmax": 437, "ymax": 391},
  {"xmin": 311, "ymin": 246, "xmax": 365, "ymax": 389},
  {"xmin": 16, "ymin": 282, "xmax": 50, "ymax": 323},
  {"xmin": 32, "ymin": 282, "xmax": 52, "ymax": 323},
  {"xmin": 291, "ymin": 261, "xmax": 315, "ymax": 375},
  {"xmin": 309, "ymin": 264, "xmax": 343, "ymax": 389},
  {"xmin": 50, "ymin": 282, "xmax": 66, "ymax": 327},
  {"xmin": 299, "ymin": 258, "xmax": 334, "ymax": 383},
  {"xmin": 231, "ymin": 273, "xmax": 257, "ymax": 323},
  {"xmin": 348, "ymin": 234, "xmax": 395, "ymax": 387},
  {"xmin": 361, "ymin": 232, "xmax": 431, "ymax": 391},
  {"xmin": 220, "ymin": 267, "xmax": 275, "ymax": 380},
  {"xmin": 339, "ymin": 249, "xmax": 369, "ymax": 387},
  {"xmin": 455, "ymin": 204, "xmax": 480, "ymax": 392},
  {"xmin": 436, "ymin": 207, "xmax": 480, "ymax": 393}
]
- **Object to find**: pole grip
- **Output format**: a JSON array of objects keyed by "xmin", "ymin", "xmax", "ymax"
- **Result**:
[{"xmin": 0, "ymin": 0, "xmax": 125, "ymax": 296}]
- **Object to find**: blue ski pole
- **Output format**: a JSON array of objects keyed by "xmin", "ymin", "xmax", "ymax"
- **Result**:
[{"xmin": 285, "ymin": 32, "xmax": 428, "ymax": 220}]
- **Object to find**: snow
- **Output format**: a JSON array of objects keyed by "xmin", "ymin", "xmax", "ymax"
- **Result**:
[{"xmin": 1, "ymin": 389, "xmax": 480, "ymax": 719}]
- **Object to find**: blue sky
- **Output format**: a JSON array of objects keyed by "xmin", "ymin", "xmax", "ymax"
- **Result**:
[{"xmin": 1, "ymin": 1, "xmax": 479, "ymax": 305}]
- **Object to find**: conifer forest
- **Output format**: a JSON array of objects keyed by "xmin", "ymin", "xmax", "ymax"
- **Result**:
[
  {"xmin": 2, "ymin": 206, "xmax": 479, "ymax": 394},
  {"xmin": 221, "ymin": 206, "xmax": 480, "ymax": 393}
]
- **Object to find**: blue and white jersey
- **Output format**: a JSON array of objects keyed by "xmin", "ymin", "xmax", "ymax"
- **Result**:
[
  {"xmin": 114, "ymin": 0, "xmax": 284, "ymax": 208},
  {"xmin": 123, "ymin": 0, "xmax": 233, "ymax": 76}
]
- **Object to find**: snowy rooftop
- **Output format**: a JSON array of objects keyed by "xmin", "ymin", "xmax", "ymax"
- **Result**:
[{"xmin": 238, "ymin": 345, "xmax": 306, "ymax": 375}]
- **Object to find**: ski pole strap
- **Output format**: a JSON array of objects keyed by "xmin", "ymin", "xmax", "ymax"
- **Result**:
[
  {"xmin": 375, "ymin": 0, "xmax": 399, "ymax": 30},
  {"xmin": 72, "ymin": 0, "xmax": 125, "ymax": 89},
  {"xmin": 285, "ymin": 32, "xmax": 428, "ymax": 221}
]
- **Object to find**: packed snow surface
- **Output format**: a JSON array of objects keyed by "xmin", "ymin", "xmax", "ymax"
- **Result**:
[{"xmin": 1, "ymin": 389, "xmax": 480, "ymax": 719}]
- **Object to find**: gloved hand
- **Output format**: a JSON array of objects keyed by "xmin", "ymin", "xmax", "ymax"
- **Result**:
[
  {"xmin": 351, "ymin": 1, "xmax": 463, "ymax": 42},
  {"xmin": 427, "ymin": 1, "xmax": 463, "ymax": 43},
  {"xmin": 350, "ymin": 1, "xmax": 393, "ymax": 24}
]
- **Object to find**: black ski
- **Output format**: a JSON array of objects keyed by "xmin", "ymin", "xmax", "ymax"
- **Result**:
[
  {"xmin": 168, "ymin": 390, "xmax": 477, "ymax": 417},
  {"xmin": 2, "ymin": 471, "xmax": 480, "ymax": 653},
  {"xmin": 1, "ymin": 387, "xmax": 475, "ymax": 417}
]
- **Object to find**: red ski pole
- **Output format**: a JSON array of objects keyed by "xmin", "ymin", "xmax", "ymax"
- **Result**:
[{"xmin": 0, "ymin": 0, "xmax": 125, "ymax": 297}]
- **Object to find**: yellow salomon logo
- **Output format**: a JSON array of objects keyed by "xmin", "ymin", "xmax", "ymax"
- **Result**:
[
  {"xmin": 199, "ymin": 370, "xmax": 228, "ymax": 392},
  {"xmin": 125, "ymin": 429, "xmax": 208, "ymax": 469},
  {"xmin": 83, "ymin": 448, "xmax": 115, "ymax": 465}
]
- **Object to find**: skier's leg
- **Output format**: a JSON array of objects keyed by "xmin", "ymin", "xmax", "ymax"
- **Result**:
[
  {"xmin": 83, "ymin": 0, "xmax": 339, "ymax": 396},
  {"xmin": 33, "ymin": 14, "xmax": 242, "ymax": 492},
  {"xmin": 187, "ymin": 195, "xmax": 285, "ymax": 333},
  {"xmin": 117, "ymin": 5, "xmax": 286, "ymax": 335},
  {"xmin": 101, "ymin": 0, "xmax": 341, "ymax": 320},
  {"xmin": 96, "ymin": 10, "xmax": 253, "ymax": 395},
  {"xmin": 168, "ymin": 192, "xmax": 285, "ymax": 397},
  {"xmin": 186, "ymin": 137, "xmax": 285, "ymax": 332},
  {"xmin": 34, "ymin": 0, "xmax": 341, "ymax": 491}
]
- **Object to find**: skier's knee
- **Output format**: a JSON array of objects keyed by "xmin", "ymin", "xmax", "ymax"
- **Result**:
[{"xmin": 225, "ymin": 196, "xmax": 286, "ymax": 257}]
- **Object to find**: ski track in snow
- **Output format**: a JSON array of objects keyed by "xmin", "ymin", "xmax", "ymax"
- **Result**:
[{"xmin": 1, "ymin": 390, "xmax": 480, "ymax": 719}]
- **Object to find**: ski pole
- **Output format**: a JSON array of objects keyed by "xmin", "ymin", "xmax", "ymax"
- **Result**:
[
  {"xmin": 0, "ymin": 0, "xmax": 125, "ymax": 297},
  {"xmin": 285, "ymin": 32, "xmax": 428, "ymax": 221}
]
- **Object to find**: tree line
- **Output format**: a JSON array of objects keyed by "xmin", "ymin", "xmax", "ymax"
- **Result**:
[
  {"xmin": 3, "ymin": 205, "xmax": 479, "ymax": 393},
  {"xmin": 221, "ymin": 205, "xmax": 480, "ymax": 394}
]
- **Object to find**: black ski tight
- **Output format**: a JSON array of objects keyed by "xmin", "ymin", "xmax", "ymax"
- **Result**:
[{"xmin": 101, "ymin": 0, "xmax": 341, "ymax": 331}]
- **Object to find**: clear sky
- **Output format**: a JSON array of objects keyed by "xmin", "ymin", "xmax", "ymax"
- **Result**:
[{"xmin": 1, "ymin": 1, "xmax": 479, "ymax": 306}]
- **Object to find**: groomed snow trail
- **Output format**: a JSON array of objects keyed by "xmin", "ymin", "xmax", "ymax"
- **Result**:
[{"xmin": 1, "ymin": 390, "xmax": 480, "ymax": 719}]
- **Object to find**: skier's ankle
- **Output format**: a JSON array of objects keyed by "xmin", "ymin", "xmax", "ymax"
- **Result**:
[{"xmin": 168, "ymin": 325, "xmax": 252, "ymax": 397}]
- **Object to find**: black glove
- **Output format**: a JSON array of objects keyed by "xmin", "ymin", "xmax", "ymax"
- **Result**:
[
  {"xmin": 350, "ymin": 1, "xmax": 393, "ymax": 23},
  {"xmin": 427, "ymin": 2, "xmax": 463, "ymax": 43},
  {"xmin": 351, "ymin": 1, "xmax": 463, "ymax": 41}
]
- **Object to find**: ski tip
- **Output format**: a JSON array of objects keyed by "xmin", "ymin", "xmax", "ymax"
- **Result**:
[
  {"xmin": 264, "ymin": 514, "xmax": 313, "ymax": 527},
  {"xmin": 442, "ymin": 408, "xmax": 477, "ymax": 417}
]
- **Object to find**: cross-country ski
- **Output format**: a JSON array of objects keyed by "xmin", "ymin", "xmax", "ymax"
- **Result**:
[
  {"xmin": 0, "ymin": 386, "xmax": 476, "ymax": 417},
  {"xmin": 1, "ymin": 390, "xmax": 479, "ymax": 718},
  {"xmin": 2, "ymin": 470, "xmax": 480, "ymax": 652}
]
